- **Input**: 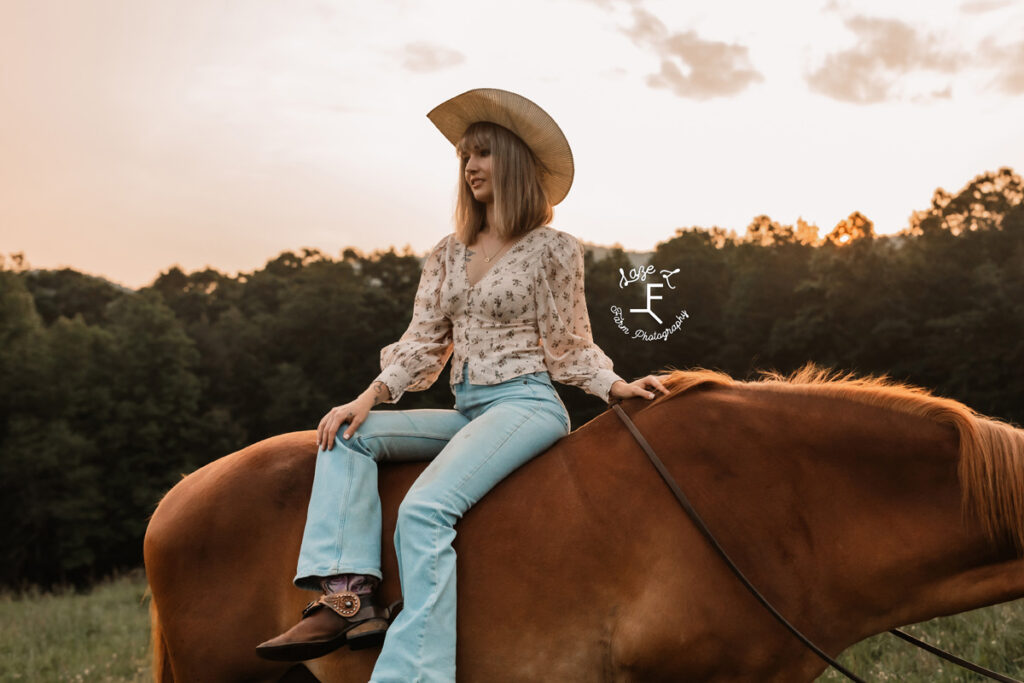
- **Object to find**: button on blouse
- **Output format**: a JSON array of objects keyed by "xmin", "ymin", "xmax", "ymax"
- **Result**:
[{"xmin": 372, "ymin": 225, "xmax": 624, "ymax": 404}]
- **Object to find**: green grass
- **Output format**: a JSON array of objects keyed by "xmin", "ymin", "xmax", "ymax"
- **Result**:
[
  {"xmin": 816, "ymin": 600, "xmax": 1024, "ymax": 681},
  {"xmin": 0, "ymin": 571, "xmax": 151, "ymax": 682},
  {"xmin": 1, "ymin": 571, "xmax": 1023, "ymax": 681}
]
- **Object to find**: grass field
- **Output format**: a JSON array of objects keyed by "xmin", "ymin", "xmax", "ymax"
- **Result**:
[
  {"xmin": 817, "ymin": 599, "xmax": 1024, "ymax": 681},
  {"xmin": 0, "ymin": 572, "xmax": 150, "ymax": 682},
  {"xmin": 2, "ymin": 571, "xmax": 1023, "ymax": 681}
]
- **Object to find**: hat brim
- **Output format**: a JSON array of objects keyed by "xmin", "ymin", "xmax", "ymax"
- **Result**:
[{"xmin": 427, "ymin": 88, "xmax": 574, "ymax": 206}]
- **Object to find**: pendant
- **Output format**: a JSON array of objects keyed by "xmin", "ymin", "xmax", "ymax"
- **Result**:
[{"xmin": 484, "ymin": 256, "xmax": 491, "ymax": 262}]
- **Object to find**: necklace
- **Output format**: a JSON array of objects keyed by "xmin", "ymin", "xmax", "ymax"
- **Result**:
[
  {"xmin": 477, "ymin": 227, "xmax": 510, "ymax": 263},
  {"xmin": 481, "ymin": 242, "xmax": 500, "ymax": 263}
]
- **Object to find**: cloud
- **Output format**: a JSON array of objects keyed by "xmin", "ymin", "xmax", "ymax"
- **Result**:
[
  {"xmin": 910, "ymin": 84, "xmax": 954, "ymax": 103},
  {"xmin": 579, "ymin": 0, "xmax": 643, "ymax": 8},
  {"xmin": 399, "ymin": 42, "xmax": 465, "ymax": 73},
  {"xmin": 623, "ymin": 7, "xmax": 763, "ymax": 100},
  {"xmin": 805, "ymin": 15, "xmax": 965, "ymax": 104},
  {"xmin": 979, "ymin": 39, "xmax": 1024, "ymax": 94},
  {"xmin": 959, "ymin": 0, "xmax": 1016, "ymax": 13},
  {"xmin": 622, "ymin": 5, "xmax": 667, "ymax": 44}
]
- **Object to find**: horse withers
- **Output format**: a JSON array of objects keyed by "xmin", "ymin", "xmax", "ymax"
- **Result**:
[{"xmin": 144, "ymin": 363, "xmax": 1024, "ymax": 682}]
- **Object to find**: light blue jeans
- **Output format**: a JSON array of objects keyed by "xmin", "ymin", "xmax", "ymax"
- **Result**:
[{"xmin": 294, "ymin": 360, "xmax": 571, "ymax": 682}]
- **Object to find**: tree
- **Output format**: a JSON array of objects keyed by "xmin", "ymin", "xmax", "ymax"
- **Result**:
[
  {"xmin": 906, "ymin": 167, "xmax": 1023, "ymax": 236},
  {"xmin": 744, "ymin": 214, "xmax": 796, "ymax": 246},
  {"xmin": 91, "ymin": 291, "xmax": 202, "ymax": 570},
  {"xmin": 824, "ymin": 211, "xmax": 875, "ymax": 246}
]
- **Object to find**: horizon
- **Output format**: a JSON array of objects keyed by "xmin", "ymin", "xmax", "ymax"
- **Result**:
[
  {"xmin": 3, "ymin": 0, "xmax": 1022, "ymax": 289},
  {"xmin": 8, "ymin": 163, "xmax": 1001, "ymax": 292}
]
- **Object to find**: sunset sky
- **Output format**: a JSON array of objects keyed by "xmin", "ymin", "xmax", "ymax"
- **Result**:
[{"xmin": 2, "ymin": 0, "xmax": 1022, "ymax": 288}]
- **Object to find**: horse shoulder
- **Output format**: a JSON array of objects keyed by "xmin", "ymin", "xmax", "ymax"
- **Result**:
[
  {"xmin": 147, "ymin": 431, "xmax": 319, "ymax": 551},
  {"xmin": 144, "ymin": 431, "xmax": 325, "ymax": 681}
]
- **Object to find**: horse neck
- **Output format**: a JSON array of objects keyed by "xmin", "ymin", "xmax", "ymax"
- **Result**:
[
  {"xmin": 849, "ymin": 405, "xmax": 1024, "ymax": 630},
  {"xmin": 621, "ymin": 387, "xmax": 1024, "ymax": 641},
  {"xmin": 832, "ymin": 417, "xmax": 1022, "ymax": 630}
]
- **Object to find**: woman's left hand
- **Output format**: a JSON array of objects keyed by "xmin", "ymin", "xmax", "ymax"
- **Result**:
[{"xmin": 609, "ymin": 374, "xmax": 672, "ymax": 401}]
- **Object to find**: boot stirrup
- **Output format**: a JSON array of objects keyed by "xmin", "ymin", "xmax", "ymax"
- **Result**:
[
  {"xmin": 320, "ymin": 591, "xmax": 361, "ymax": 617},
  {"xmin": 304, "ymin": 590, "xmax": 390, "ymax": 623}
]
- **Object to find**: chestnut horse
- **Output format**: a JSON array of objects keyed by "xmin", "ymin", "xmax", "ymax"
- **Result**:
[{"xmin": 144, "ymin": 363, "xmax": 1024, "ymax": 682}]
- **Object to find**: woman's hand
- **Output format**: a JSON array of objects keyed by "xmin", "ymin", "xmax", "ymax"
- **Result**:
[
  {"xmin": 317, "ymin": 394, "xmax": 375, "ymax": 451},
  {"xmin": 609, "ymin": 374, "xmax": 672, "ymax": 402}
]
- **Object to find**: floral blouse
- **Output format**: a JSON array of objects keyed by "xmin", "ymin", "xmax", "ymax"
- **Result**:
[{"xmin": 372, "ymin": 225, "xmax": 625, "ymax": 404}]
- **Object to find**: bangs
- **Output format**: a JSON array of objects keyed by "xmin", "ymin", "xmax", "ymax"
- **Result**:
[{"xmin": 456, "ymin": 122, "xmax": 495, "ymax": 156}]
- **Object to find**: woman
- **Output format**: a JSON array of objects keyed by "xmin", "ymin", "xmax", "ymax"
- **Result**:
[{"xmin": 256, "ymin": 88, "xmax": 669, "ymax": 681}]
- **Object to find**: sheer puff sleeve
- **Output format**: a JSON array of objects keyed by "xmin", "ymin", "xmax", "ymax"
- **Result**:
[
  {"xmin": 372, "ymin": 234, "xmax": 453, "ymax": 404},
  {"xmin": 535, "ymin": 231, "xmax": 625, "ymax": 403}
]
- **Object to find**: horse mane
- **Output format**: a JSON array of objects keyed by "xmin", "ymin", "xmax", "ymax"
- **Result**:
[{"xmin": 650, "ymin": 361, "xmax": 1024, "ymax": 554}]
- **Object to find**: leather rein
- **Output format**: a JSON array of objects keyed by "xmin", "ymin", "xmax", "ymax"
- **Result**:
[{"xmin": 609, "ymin": 400, "xmax": 1021, "ymax": 683}]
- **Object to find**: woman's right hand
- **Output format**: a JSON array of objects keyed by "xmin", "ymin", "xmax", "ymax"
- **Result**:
[{"xmin": 317, "ymin": 394, "xmax": 374, "ymax": 451}]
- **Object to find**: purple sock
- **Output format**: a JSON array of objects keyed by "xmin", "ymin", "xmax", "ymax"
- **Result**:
[{"xmin": 321, "ymin": 573, "xmax": 379, "ymax": 596}]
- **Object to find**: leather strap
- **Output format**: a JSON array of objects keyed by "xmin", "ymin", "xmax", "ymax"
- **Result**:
[
  {"xmin": 609, "ymin": 400, "xmax": 1022, "ymax": 683},
  {"xmin": 608, "ymin": 401, "xmax": 865, "ymax": 682},
  {"xmin": 889, "ymin": 628, "xmax": 1021, "ymax": 683},
  {"xmin": 304, "ymin": 591, "xmax": 391, "ymax": 623}
]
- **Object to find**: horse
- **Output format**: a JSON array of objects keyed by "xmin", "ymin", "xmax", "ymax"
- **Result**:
[{"xmin": 144, "ymin": 362, "xmax": 1024, "ymax": 682}]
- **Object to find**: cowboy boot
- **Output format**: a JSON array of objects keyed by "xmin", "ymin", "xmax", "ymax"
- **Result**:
[{"xmin": 255, "ymin": 584, "xmax": 401, "ymax": 662}]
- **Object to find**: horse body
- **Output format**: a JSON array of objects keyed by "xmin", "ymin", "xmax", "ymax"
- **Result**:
[{"xmin": 145, "ymin": 366, "xmax": 1024, "ymax": 682}]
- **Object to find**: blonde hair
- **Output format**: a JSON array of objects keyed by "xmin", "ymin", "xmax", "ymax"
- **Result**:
[{"xmin": 454, "ymin": 121, "xmax": 554, "ymax": 245}]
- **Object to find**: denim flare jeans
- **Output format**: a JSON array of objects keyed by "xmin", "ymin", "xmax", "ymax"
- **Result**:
[{"xmin": 294, "ymin": 360, "xmax": 571, "ymax": 682}]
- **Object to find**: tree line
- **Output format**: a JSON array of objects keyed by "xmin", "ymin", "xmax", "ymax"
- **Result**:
[{"xmin": 1, "ymin": 167, "xmax": 1021, "ymax": 588}]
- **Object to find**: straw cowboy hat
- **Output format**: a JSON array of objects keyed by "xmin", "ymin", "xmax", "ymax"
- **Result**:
[{"xmin": 427, "ymin": 88, "xmax": 574, "ymax": 206}]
